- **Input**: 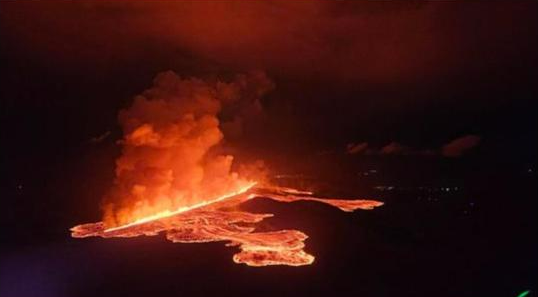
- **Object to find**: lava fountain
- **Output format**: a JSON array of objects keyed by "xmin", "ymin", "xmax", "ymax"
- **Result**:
[{"xmin": 70, "ymin": 71, "xmax": 383, "ymax": 266}]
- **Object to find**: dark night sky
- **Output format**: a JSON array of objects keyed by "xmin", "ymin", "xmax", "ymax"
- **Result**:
[
  {"xmin": 0, "ymin": 2, "xmax": 536, "ymax": 297},
  {"xmin": 1, "ymin": 1, "xmax": 536, "ymax": 154}
]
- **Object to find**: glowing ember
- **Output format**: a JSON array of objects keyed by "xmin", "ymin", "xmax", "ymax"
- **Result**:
[{"xmin": 71, "ymin": 186, "xmax": 383, "ymax": 266}]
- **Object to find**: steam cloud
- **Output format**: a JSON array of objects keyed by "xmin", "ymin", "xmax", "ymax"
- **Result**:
[{"xmin": 102, "ymin": 71, "xmax": 273, "ymax": 227}]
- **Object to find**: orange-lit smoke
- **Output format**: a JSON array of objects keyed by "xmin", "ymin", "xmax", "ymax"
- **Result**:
[{"xmin": 102, "ymin": 71, "xmax": 273, "ymax": 228}]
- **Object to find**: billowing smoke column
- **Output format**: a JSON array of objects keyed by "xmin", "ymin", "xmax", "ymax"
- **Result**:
[{"xmin": 102, "ymin": 71, "xmax": 273, "ymax": 228}]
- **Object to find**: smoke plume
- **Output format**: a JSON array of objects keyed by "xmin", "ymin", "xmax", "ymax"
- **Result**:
[{"xmin": 102, "ymin": 71, "xmax": 272, "ymax": 227}]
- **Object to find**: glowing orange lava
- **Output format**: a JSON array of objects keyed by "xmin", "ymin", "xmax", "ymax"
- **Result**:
[{"xmin": 71, "ymin": 186, "xmax": 383, "ymax": 266}]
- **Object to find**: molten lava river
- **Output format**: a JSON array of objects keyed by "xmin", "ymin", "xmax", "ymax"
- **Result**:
[{"xmin": 71, "ymin": 185, "xmax": 383, "ymax": 267}]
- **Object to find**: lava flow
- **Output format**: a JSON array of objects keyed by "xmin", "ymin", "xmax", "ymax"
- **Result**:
[{"xmin": 71, "ymin": 185, "xmax": 382, "ymax": 266}]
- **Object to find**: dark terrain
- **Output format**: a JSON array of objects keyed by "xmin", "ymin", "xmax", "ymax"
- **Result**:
[{"xmin": 1, "ymin": 146, "xmax": 536, "ymax": 297}]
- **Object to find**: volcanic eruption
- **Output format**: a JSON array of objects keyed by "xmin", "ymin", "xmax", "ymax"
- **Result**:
[{"xmin": 71, "ymin": 71, "xmax": 383, "ymax": 267}]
